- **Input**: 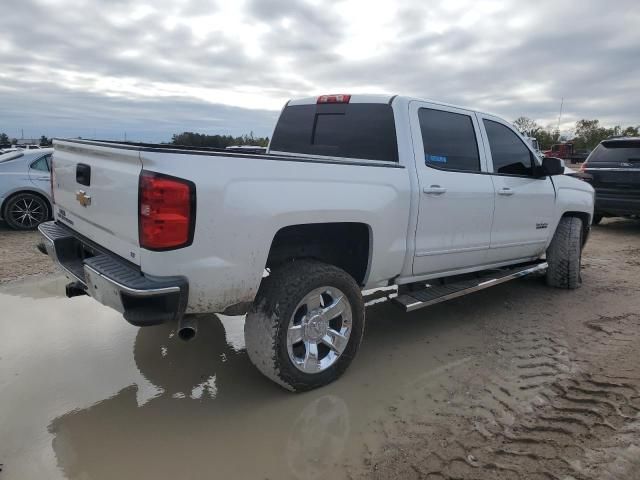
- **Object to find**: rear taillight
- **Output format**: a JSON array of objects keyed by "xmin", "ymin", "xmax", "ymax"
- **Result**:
[
  {"xmin": 317, "ymin": 94, "xmax": 351, "ymax": 104},
  {"xmin": 139, "ymin": 171, "xmax": 195, "ymax": 250}
]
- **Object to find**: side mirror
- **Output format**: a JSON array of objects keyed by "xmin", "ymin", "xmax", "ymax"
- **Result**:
[{"xmin": 541, "ymin": 156, "xmax": 565, "ymax": 176}]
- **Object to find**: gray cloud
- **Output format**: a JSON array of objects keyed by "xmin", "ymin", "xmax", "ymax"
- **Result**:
[
  {"xmin": 0, "ymin": 77, "xmax": 278, "ymax": 141},
  {"xmin": 1, "ymin": 0, "xmax": 639, "ymax": 142}
]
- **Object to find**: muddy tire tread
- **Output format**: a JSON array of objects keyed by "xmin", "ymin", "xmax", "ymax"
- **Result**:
[
  {"xmin": 244, "ymin": 259, "xmax": 365, "ymax": 392},
  {"xmin": 546, "ymin": 216, "xmax": 582, "ymax": 289}
]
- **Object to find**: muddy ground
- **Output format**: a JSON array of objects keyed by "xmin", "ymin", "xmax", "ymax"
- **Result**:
[
  {"xmin": 356, "ymin": 218, "xmax": 640, "ymax": 480},
  {"xmin": 0, "ymin": 218, "xmax": 639, "ymax": 480}
]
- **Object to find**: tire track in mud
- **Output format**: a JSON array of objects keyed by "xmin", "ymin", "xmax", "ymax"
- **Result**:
[{"xmin": 354, "ymin": 312, "xmax": 640, "ymax": 480}]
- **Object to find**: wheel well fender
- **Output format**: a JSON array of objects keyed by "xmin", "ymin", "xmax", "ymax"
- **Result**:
[{"xmin": 265, "ymin": 222, "xmax": 372, "ymax": 286}]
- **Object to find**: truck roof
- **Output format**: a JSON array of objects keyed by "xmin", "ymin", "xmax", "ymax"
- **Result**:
[{"xmin": 287, "ymin": 94, "xmax": 496, "ymax": 118}]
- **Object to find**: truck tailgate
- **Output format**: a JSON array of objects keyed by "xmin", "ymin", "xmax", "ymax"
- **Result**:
[{"xmin": 52, "ymin": 140, "xmax": 142, "ymax": 265}]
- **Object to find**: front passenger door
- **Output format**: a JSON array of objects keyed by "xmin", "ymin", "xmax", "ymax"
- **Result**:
[{"xmin": 478, "ymin": 116, "xmax": 556, "ymax": 264}]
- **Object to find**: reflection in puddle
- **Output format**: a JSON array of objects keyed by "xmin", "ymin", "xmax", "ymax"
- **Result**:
[
  {"xmin": 47, "ymin": 317, "xmax": 351, "ymax": 480},
  {"xmin": 287, "ymin": 395, "xmax": 350, "ymax": 480},
  {"xmin": 1, "ymin": 274, "xmax": 480, "ymax": 480}
]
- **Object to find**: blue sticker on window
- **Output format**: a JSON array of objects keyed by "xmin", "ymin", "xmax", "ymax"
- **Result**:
[{"xmin": 426, "ymin": 154, "xmax": 447, "ymax": 164}]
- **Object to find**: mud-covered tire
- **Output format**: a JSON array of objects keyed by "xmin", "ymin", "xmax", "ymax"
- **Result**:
[
  {"xmin": 244, "ymin": 260, "xmax": 365, "ymax": 392},
  {"xmin": 592, "ymin": 213, "xmax": 603, "ymax": 225},
  {"xmin": 546, "ymin": 216, "xmax": 583, "ymax": 289}
]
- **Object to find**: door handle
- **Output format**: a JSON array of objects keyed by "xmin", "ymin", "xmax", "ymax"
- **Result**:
[
  {"xmin": 423, "ymin": 185, "xmax": 447, "ymax": 195},
  {"xmin": 498, "ymin": 187, "xmax": 514, "ymax": 196}
]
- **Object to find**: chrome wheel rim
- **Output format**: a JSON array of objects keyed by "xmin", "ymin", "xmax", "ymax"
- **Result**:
[
  {"xmin": 287, "ymin": 286, "xmax": 352, "ymax": 374},
  {"xmin": 10, "ymin": 197, "xmax": 46, "ymax": 228}
]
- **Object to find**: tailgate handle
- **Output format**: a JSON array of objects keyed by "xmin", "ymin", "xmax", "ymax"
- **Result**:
[{"xmin": 76, "ymin": 163, "xmax": 91, "ymax": 186}]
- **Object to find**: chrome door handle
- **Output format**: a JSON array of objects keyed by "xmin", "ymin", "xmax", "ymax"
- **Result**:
[
  {"xmin": 423, "ymin": 185, "xmax": 447, "ymax": 195},
  {"xmin": 498, "ymin": 187, "xmax": 514, "ymax": 196}
]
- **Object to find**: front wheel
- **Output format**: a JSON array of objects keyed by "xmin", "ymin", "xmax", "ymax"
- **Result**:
[
  {"xmin": 546, "ymin": 216, "xmax": 583, "ymax": 289},
  {"xmin": 244, "ymin": 260, "xmax": 365, "ymax": 392}
]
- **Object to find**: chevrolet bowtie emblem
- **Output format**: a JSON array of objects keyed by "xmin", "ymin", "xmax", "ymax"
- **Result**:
[{"xmin": 76, "ymin": 190, "xmax": 92, "ymax": 207}]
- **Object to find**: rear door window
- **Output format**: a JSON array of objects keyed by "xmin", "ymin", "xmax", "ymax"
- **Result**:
[
  {"xmin": 270, "ymin": 103, "xmax": 399, "ymax": 162},
  {"xmin": 418, "ymin": 108, "xmax": 480, "ymax": 172},
  {"xmin": 483, "ymin": 120, "xmax": 534, "ymax": 176}
]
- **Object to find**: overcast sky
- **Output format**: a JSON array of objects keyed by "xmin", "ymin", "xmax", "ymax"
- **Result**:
[{"xmin": 1, "ymin": 0, "xmax": 639, "ymax": 142}]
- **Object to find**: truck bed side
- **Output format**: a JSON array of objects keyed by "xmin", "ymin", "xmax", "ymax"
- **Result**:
[{"xmin": 136, "ymin": 148, "xmax": 412, "ymax": 313}]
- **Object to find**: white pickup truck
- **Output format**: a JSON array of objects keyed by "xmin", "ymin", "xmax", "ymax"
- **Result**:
[{"xmin": 39, "ymin": 94, "xmax": 594, "ymax": 391}]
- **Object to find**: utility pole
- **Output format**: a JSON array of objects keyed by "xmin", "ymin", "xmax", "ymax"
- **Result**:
[{"xmin": 557, "ymin": 97, "xmax": 564, "ymax": 134}]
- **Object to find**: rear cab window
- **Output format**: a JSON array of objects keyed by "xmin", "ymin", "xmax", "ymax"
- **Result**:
[
  {"xmin": 269, "ymin": 102, "xmax": 399, "ymax": 162},
  {"xmin": 585, "ymin": 140, "xmax": 640, "ymax": 167}
]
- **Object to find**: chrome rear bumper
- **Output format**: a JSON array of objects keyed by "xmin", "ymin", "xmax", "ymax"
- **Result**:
[{"xmin": 38, "ymin": 221, "xmax": 188, "ymax": 326}]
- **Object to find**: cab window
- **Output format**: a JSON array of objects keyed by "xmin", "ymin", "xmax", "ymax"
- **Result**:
[
  {"xmin": 484, "ymin": 120, "xmax": 534, "ymax": 176},
  {"xmin": 419, "ymin": 108, "xmax": 480, "ymax": 172}
]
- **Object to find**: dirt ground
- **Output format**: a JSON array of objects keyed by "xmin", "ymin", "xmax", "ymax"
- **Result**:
[
  {"xmin": 0, "ymin": 223, "xmax": 56, "ymax": 284},
  {"xmin": 0, "ymin": 217, "xmax": 639, "ymax": 480},
  {"xmin": 353, "ymin": 218, "xmax": 640, "ymax": 480}
]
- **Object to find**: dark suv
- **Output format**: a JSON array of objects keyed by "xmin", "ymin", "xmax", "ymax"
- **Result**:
[{"xmin": 581, "ymin": 137, "xmax": 640, "ymax": 224}]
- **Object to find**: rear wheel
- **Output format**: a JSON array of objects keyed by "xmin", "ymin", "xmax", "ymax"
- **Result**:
[
  {"xmin": 3, "ymin": 192, "xmax": 49, "ymax": 230},
  {"xmin": 546, "ymin": 216, "xmax": 583, "ymax": 289},
  {"xmin": 244, "ymin": 260, "xmax": 365, "ymax": 392}
]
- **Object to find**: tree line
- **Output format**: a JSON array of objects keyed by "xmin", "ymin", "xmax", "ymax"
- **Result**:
[
  {"xmin": 512, "ymin": 118, "xmax": 639, "ymax": 151},
  {"xmin": 170, "ymin": 131, "xmax": 269, "ymax": 148},
  {"xmin": 0, "ymin": 131, "xmax": 269, "ymax": 149},
  {"xmin": 0, "ymin": 133, "xmax": 51, "ymax": 147}
]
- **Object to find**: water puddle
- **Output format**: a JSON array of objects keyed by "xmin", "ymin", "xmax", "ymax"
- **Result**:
[{"xmin": 0, "ymin": 274, "xmax": 485, "ymax": 479}]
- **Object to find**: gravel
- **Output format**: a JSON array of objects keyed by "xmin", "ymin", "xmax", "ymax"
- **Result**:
[{"xmin": 0, "ymin": 223, "xmax": 56, "ymax": 284}]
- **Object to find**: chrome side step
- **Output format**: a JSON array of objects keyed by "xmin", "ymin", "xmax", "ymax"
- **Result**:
[{"xmin": 393, "ymin": 261, "xmax": 548, "ymax": 312}]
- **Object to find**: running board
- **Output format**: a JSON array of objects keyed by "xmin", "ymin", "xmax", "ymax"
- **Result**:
[{"xmin": 393, "ymin": 261, "xmax": 548, "ymax": 312}]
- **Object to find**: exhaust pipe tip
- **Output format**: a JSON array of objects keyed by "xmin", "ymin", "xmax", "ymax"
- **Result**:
[
  {"xmin": 178, "ymin": 326, "xmax": 197, "ymax": 341},
  {"xmin": 177, "ymin": 315, "xmax": 198, "ymax": 341}
]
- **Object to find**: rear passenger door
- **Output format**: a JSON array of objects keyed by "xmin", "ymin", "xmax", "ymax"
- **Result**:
[
  {"xmin": 477, "ymin": 115, "xmax": 556, "ymax": 263},
  {"xmin": 410, "ymin": 101, "xmax": 495, "ymax": 275}
]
